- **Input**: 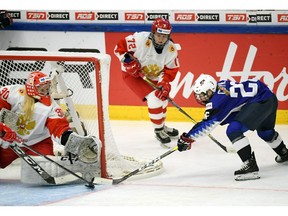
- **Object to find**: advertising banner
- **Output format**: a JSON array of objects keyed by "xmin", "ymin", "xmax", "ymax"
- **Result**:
[
  {"xmin": 1, "ymin": 9, "xmax": 287, "ymax": 122},
  {"xmin": 106, "ymin": 33, "xmax": 288, "ymax": 109}
]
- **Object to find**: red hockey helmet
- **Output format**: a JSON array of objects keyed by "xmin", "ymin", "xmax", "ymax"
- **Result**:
[
  {"xmin": 151, "ymin": 18, "xmax": 172, "ymax": 35},
  {"xmin": 25, "ymin": 71, "xmax": 52, "ymax": 106}
]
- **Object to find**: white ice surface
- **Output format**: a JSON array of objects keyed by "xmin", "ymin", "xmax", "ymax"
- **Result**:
[{"xmin": 1, "ymin": 121, "xmax": 288, "ymax": 214}]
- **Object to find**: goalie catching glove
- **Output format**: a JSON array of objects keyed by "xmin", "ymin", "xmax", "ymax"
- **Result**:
[
  {"xmin": 122, "ymin": 52, "xmax": 141, "ymax": 78},
  {"xmin": 177, "ymin": 133, "xmax": 195, "ymax": 152},
  {"xmin": 63, "ymin": 132, "xmax": 102, "ymax": 164},
  {"xmin": 155, "ymin": 81, "xmax": 171, "ymax": 101}
]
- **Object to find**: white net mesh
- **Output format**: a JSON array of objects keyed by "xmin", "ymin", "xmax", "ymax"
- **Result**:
[{"xmin": 0, "ymin": 50, "xmax": 163, "ymax": 179}]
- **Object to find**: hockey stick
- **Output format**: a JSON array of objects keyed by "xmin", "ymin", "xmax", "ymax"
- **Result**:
[
  {"xmin": 140, "ymin": 74, "xmax": 235, "ymax": 153},
  {"xmin": 163, "ymin": 98, "xmax": 233, "ymax": 153},
  {"xmin": 10, "ymin": 142, "xmax": 102, "ymax": 187},
  {"xmin": 21, "ymin": 143, "xmax": 97, "ymax": 188},
  {"xmin": 112, "ymin": 146, "xmax": 178, "ymax": 185},
  {"xmin": 8, "ymin": 142, "xmax": 57, "ymax": 185}
]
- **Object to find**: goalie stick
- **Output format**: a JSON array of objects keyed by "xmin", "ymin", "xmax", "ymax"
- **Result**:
[
  {"xmin": 10, "ymin": 142, "xmax": 102, "ymax": 188},
  {"xmin": 21, "ymin": 143, "xmax": 97, "ymax": 188},
  {"xmin": 112, "ymin": 146, "xmax": 178, "ymax": 185},
  {"xmin": 21, "ymin": 143, "xmax": 112, "ymax": 186},
  {"xmin": 140, "ymin": 74, "xmax": 235, "ymax": 153},
  {"xmin": 8, "ymin": 142, "xmax": 57, "ymax": 185}
]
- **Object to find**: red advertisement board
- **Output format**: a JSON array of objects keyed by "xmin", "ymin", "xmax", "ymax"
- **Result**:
[{"xmin": 105, "ymin": 33, "xmax": 288, "ymax": 109}]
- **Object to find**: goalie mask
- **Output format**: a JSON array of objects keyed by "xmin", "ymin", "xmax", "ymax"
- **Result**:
[
  {"xmin": 150, "ymin": 18, "xmax": 172, "ymax": 50},
  {"xmin": 25, "ymin": 71, "xmax": 52, "ymax": 106},
  {"xmin": 193, "ymin": 74, "xmax": 217, "ymax": 106}
]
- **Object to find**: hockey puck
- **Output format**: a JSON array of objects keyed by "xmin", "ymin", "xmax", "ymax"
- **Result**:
[{"xmin": 85, "ymin": 183, "xmax": 95, "ymax": 189}]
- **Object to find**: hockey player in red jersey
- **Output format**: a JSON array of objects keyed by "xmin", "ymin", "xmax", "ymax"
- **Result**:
[
  {"xmin": 114, "ymin": 18, "xmax": 180, "ymax": 147},
  {"xmin": 0, "ymin": 71, "xmax": 101, "ymax": 184}
]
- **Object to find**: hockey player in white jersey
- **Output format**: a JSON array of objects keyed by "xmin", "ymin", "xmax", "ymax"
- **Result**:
[
  {"xmin": 0, "ymin": 71, "xmax": 101, "ymax": 185},
  {"xmin": 114, "ymin": 18, "xmax": 180, "ymax": 147}
]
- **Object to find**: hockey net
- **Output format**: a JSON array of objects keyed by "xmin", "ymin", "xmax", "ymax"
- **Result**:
[{"xmin": 0, "ymin": 50, "xmax": 163, "ymax": 179}]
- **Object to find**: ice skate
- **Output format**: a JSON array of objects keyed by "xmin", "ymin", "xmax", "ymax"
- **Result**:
[
  {"xmin": 234, "ymin": 152, "xmax": 260, "ymax": 181},
  {"xmin": 164, "ymin": 125, "xmax": 179, "ymax": 138},
  {"xmin": 155, "ymin": 127, "xmax": 171, "ymax": 148},
  {"xmin": 275, "ymin": 147, "xmax": 288, "ymax": 163}
]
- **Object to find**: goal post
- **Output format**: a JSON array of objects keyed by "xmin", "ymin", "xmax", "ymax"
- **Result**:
[{"xmin": 0, "ymin": 50, "xmax": 163, "ymax": 180}]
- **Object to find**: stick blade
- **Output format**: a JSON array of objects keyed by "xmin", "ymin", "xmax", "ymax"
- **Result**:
[
  {"xmin": 227, "ymin": 146, "xmax": 237, "ymax": 153},
  {"xmin": 93, "ymin": 177, "xmax": 113, "ymax": 185}
]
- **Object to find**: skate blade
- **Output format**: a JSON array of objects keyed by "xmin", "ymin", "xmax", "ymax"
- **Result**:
[
  {"xmin": 155, "ymin": 136, "xmax": 171, "ymax": 148},
  {"xmin": 169, "ymin": 135, "xmax": 179, "ymax": 139},
  {"xmin": 93, "ymin": 177, "xmax": 113, "ymax": 185},
  {"xmin": 234, "ymin": 172, "xmax": 260, "ymax": 181},
  {"xmin": 160, "ymin": 143, "xmax": 172, "ymax": 149}
]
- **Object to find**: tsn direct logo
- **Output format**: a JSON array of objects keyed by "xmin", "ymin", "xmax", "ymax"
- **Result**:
[
  {"xmin": 226, "ymin": 13, "xmax": 247, "ymax": 22},
  {"xmin": 26, "ymin": 12, "xmax": 47, "ymax": 20},
  {"xmin": 125, "ymin": 12, "xmax": 144, "ymax": 21},
  {"xmin": 174, "ymin": 13, "xmax": 195, "ymax": 21}
]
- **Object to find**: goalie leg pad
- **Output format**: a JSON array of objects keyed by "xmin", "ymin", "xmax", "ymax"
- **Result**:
[
  {"xmin": 64, "ymin": 133, "xmax": 101, "ymax": 164},
  {"xmin": 21, "ymin": 155, "xmax": 101, "ymax": 185}
]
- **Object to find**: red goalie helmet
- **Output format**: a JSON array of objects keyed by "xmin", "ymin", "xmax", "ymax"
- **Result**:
[
  {"xmin": 151, "ymin": 18, "xmax": 172, "ymax": 35},
  {"xmin": 25, "ymin": 71, "xmax": 52, "ymax": 106}
]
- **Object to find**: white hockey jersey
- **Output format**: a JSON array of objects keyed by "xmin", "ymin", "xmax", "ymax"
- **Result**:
[
  {"xmin": 0, "ymin": 85, "xmax": 70, "ymax": 146},
  {"xmin": 114, "ymin": 31, "xmax": 180, "ymax": 82}
]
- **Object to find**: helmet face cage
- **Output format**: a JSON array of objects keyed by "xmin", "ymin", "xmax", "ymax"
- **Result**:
[
  {"xmin": 193, "ymin": 74, "xmax": 217, "ymax": 105},
  {"xmin": 25, "ymin": 71, "xmax": 52, "ymax": 105},
  {"xmin": 151, "ymin": 18, "xmax": 172, "ymax": 49}
]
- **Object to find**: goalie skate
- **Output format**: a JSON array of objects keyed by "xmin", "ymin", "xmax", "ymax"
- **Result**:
[{"xmin": 234, "ymin": 152, "xmax": 260, "ymax": 181}]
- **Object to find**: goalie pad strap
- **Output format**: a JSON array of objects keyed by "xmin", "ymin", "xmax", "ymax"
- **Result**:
[{"xmin": 61, "ymin": 130, "xmax": 73, "ymax": 145}]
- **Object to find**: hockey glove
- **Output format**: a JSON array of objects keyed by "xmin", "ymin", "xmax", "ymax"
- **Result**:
[
  {"xmin": 177, "ymin": 133, "xmax": 194, "ymax": 152},
  {"xmin": 0, "ymin": 123, "xmax": 17, "ymax": 149},
  {"xmin": 123, "ymin": 53, "xmax": 141, "ymax": 78},
  {"xmin": 155, "ymin": 81, "xmax": 171, "ymax": 101}
]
